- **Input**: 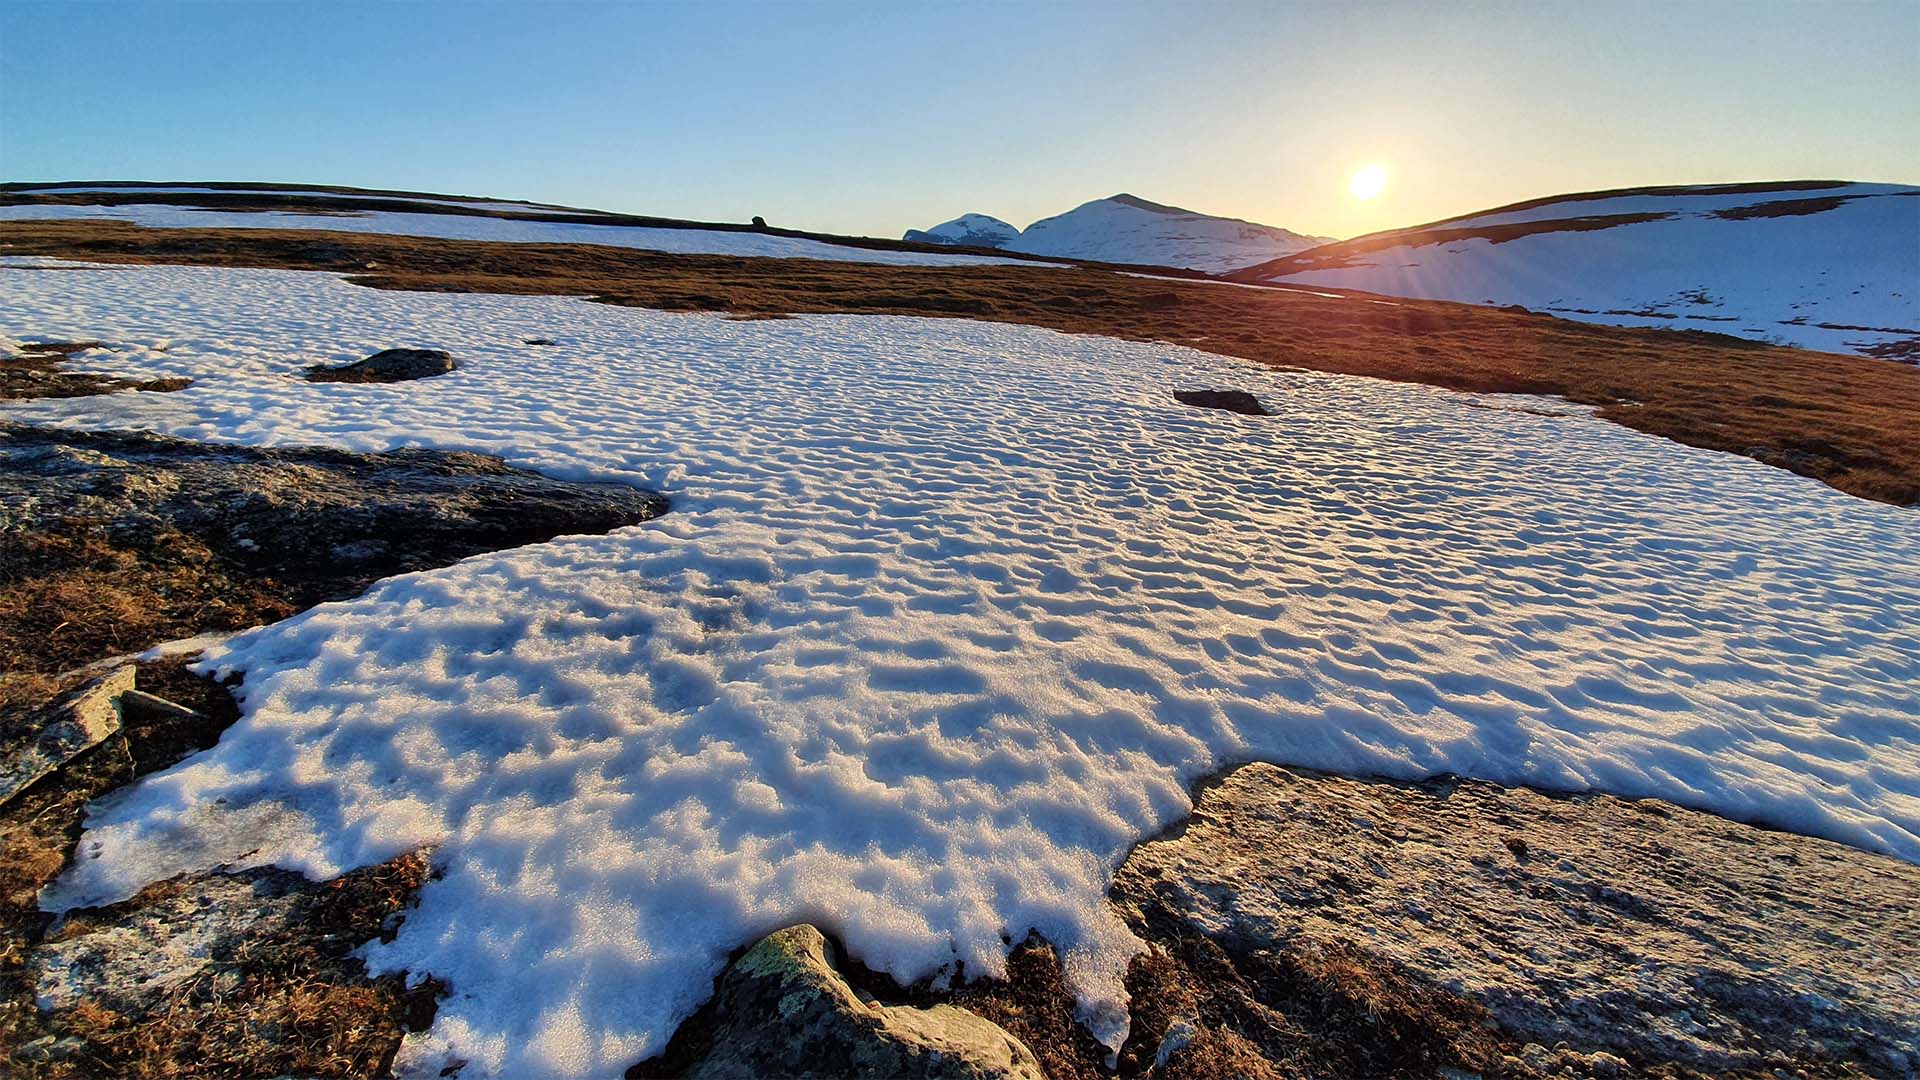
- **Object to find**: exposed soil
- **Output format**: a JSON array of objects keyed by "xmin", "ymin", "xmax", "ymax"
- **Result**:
[
  {"xmin": 1, "ymin": 341, "xmax": 191, "ymax": 400},
  {"xmin": 5, "ymin": 220, "xmax": 1918, "ymax": 505}
]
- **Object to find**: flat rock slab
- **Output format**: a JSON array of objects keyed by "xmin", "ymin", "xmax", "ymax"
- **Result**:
[
  {"xmin": 307, "ymin": 347, "xmax": 456, "ymax": 383},
  {"xmin": 36, "ymin": 865, "xmax": 328, "ymax": 1013},
  {"xmin": 0, "ymin": 423, "xmax": 669, "ymax": 607},
  {"xmin": 0, "ymin": 667, "xmax": 133, "ymax": 806},
  {"xmin": 639, "ymin": 925, "xmax": 1045, "ymax": 1080},
  {"xmin": 1111, "ymin": 764, "xmax": 1920, "ymax": 1079},
  {"xmin": 1172, "ymin": 390, "xmax": 1269, "ymax": 415}
]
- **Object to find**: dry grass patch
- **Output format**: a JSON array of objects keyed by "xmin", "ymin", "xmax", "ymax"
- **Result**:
[{"xmin": 0, "ymin": 529, "xmax": 298, "ymax": 682}]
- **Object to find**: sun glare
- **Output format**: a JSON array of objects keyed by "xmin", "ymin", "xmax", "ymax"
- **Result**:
[{"xmin": 1350, "ymin": 164, "xmax": 1387, "ymax": 200}]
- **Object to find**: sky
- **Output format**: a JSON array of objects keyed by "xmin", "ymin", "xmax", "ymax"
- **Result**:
[{"xmin": 2, "ymin": 1, "xmax": 1915, "ymax": 240}]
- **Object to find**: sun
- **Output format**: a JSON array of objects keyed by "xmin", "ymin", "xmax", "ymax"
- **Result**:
[{"xmin": 1350, "ymin": 164, "xmax": 1387, "ymax": 200}]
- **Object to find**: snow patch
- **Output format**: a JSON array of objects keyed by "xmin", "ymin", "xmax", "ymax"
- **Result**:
[{"xmin": 7, "ymin": 263, "xmax": 1917, "ymax": 1079}]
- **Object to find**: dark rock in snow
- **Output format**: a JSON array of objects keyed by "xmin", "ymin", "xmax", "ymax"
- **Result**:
[
  {"xmin": 1109, "ymin": 763, "xmax": 1920, "ymax": 1080},
  {"xmin": 1173, "ymin": 389, "xmax": 1270, "ymax": 415},
  {"xmin": 307, "ymin": 347, "xmax": 456, "ymax": 383},
  {"xmin": 636, "ymin": 925, "xmax": 1044, "ymax": 1080},
  {"xmin": 0, "ymin": 423, "xmax": 668, "ymax": 610}
]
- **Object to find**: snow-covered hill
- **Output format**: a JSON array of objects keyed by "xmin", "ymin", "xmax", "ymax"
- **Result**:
[
  {"xmin": 902, "ymin": 212, "xmax": 1020, "ymax": 249},
  {"xmin": 905, "ymin": 194, "xmax": 1332, "ymax": 274},
  {"xmin": 1228, "ymin": 181, "xmax": 1920, "ymax": 359}
]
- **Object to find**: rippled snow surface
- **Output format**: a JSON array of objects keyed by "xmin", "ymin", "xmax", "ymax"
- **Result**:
[{"xmin": 6, "ymin": 262, "xmax": 1917, "ymax": 1078}]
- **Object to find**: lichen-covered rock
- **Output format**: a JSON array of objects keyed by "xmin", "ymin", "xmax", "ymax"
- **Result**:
[
  {"xmin": 23, "ymin": 853, "xmax": 434, "ymax": 1077},
  {"xmin": 650, "ymin": 925, "xmax": 1045, "ymax": 1080},
  {"xmin": 1110, "ymin": 764, "xmax": 1920, "ymax": 1079},
  {"xmin": 0, "ymin": 666, "xmax": 133, "ymax": 806}
]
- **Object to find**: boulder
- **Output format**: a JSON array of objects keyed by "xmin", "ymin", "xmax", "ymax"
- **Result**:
[
  {"xmin": 1172, "ymin": 390, "xmax": 1269, "ymax": 415},
  {"xmin": 0, "ymin": 667, "xmax": 134, "ymax": 806},
  {"xmin": 307, "ymin": 347, "xmax": 456, "ymax": 383},
  {"xmin": 646, "ymin": 925, "xmax": 1045, "ymax": 1080}
]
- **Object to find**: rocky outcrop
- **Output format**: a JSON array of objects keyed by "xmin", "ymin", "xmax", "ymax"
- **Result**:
[
  {"xmin": 0, "ymin": 423, "xmax": 667, "ymax": 618},
  {"xmin": 306, "ymin": 347, "xmax": 456, "ymax": 383},
  {"xmin": 1109, "ymin": 764, "xmax": 1920, "ymax": 1079},
  {"xmin": 637, "ymin": 925, "xmax": 1045, "ymax": 1080}
]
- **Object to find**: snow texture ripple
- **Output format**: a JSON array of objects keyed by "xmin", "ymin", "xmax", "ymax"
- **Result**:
[{"xmin": 5, "ymin": 261, "xmax": 1918, "ymax": 1078}]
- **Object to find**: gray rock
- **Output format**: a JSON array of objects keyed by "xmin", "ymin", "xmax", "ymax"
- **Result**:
[
  {"xmin": 1172, "ymin": 390, "xmax": 1269, "ymax": 415},
  {"xmin": 656, "ymin": 925, "xmax": 1045, "ymax": 1080},
  {"xmin": 0, "ymin": 423, "xmax": 668, "ymax": 609},
  {"xmin": 35, "ymin": 866, "xmax": 317, "ymax": 1013},
  {"xmin": 1111, "ymin": 763, "xmax": 1920, "ymax": 1079},
  {"xmin": 307, "ymin": 347, "xmax": 456, "ymax": 383},
  {"xmin": 0, "ymin": 666, "xmax": 133, "ymax": 806}
]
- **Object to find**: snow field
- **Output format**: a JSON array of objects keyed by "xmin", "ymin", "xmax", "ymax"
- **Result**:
[{"xmin": 3, "ymin": 261, "xmax": 1917, "ymax": 1078}]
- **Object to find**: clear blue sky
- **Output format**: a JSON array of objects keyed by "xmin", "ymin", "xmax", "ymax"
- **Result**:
[{"xmin": 3, "ymin": 1, "xmax": 1915, "ymax": 239}]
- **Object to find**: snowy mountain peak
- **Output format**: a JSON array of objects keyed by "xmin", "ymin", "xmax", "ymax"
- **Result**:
[
  {"xmin": 905, "ymin": 194, "xmax": 1333, "ymax": 275},
  {"xmin": 903, "ymin": 213, "xmax": 1020, "ymax": 249},
  {"xmin": 1103, "ymin": 193, "xmax": 1188, "ymax": 214}
]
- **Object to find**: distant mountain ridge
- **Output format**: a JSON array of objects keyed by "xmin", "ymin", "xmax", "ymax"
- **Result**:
[{"xmin": 905, "ymin": 194, "xmax": 1332, "ymax": 275}]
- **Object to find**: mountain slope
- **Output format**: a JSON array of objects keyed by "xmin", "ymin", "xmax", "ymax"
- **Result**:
[
  {"xmin": 1229, "ymin": 181, "xmax": 1920, "ymax": 359},
  {"xmin": 906, "ymin": 194, "xmax": 1332, "ymax": 274}
]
